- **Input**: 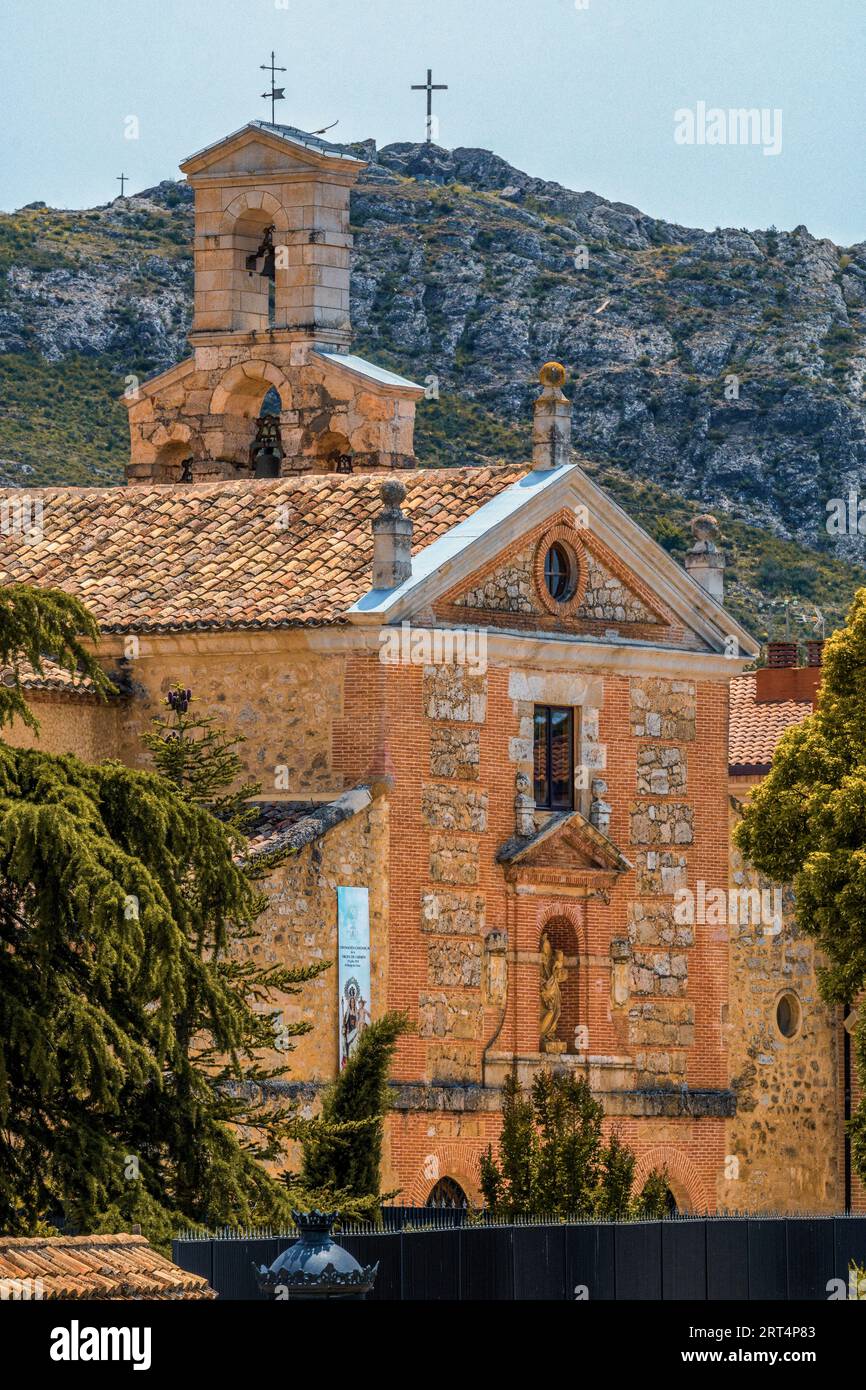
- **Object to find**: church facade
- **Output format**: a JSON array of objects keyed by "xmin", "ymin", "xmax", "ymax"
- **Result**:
[{"xmin": 1, "ymin": 121, "xmax": 856, "ymax": 1213}]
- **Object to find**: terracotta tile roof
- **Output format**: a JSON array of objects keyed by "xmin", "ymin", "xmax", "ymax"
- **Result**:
[
  {"xmin": 729, "ymin": 673, "xmax": 813, "ymax": 774},
  {"xmin": 0, "ymin": 1233, "xmax": 215, "ymax": 1300},
  {"xmin": 244, "ymin": 785, "xmax": 377, "ymax": 863},
  {"xmin": 5, "ymin": 658, "xmax": 102, "ymax": 696},
  {"xmin": 0, "ymin": 469, "xmax": 524, "ymax": 635}
]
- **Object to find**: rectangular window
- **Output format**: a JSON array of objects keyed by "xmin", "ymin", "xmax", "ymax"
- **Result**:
[{"xmin": 533, "ymin": 705, "xmax": 574, "ymax": 811}]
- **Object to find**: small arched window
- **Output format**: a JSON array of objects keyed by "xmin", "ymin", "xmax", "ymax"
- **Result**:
[{"xmin": 426, "ymin": 1177, "xmax": 468, "ymax": 1210}]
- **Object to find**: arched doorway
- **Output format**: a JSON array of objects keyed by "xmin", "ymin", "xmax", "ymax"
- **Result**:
[{"xmin": 425, "ymin": 1177, "xmax": 468, "ymax": 1210}]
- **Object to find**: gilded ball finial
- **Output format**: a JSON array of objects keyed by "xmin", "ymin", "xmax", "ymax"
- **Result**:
[{"xmin": 539, "ymin": 361, "xmax": 567, "ymax": 389}]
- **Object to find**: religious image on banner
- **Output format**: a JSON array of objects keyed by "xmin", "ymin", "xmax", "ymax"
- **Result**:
[{"xmin": 337, "ymin": 886, "xmax": 371, "ymax": 1069}]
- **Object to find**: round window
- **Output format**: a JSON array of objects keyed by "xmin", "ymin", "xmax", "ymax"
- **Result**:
[
  {"xmin": 776, "ymin": 992, "xmax": 801, "ymax": 1039},
  {"xmin": 544, "ymin": 542, "xmax": 576, "ymax": 603}
]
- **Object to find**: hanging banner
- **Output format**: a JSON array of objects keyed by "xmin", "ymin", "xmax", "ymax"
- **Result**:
[{"xmin": 337, "ymin": 886, "xmax": 371, "ymax": 1070}]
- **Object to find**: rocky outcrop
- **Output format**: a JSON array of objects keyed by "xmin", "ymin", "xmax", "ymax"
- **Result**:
[{"xmin": 1, "ymin": 140, "xmax": 864, "ymax": 594}]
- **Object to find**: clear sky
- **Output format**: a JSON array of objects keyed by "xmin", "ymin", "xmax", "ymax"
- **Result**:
[{"xmin": 1, "ymin": 0, "xmax": 863, "ymax": 244}]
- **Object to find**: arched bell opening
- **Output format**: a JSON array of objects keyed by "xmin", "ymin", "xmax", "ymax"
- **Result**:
[
  {"xmin": 308, "ymin": 428, "xmax": 353, "ymax": 474},
  {"xmin": 209, "ymin": 369, "xmax": 293, "ymax": 474},
  {"xmin": 226, "ymin": 205, "xmax": 284, "ymax": 334},
  {"xmin": 152, "ymin": 439, "xmax": 199, "ymax": 485}
]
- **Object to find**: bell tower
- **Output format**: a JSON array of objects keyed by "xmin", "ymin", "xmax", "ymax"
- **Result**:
[
  {"xmin": 183, "ymin": 121, "xmax": 359, "ymax": 348},
  {"xmin": 123, "ymin": 122, "xmax": 423, "ymax": 484}
]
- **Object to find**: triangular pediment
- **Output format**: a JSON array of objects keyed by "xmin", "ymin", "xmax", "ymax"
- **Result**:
[
  {"xmin": 349, "ymin": 463, "xmax": 759, "ymax": 660},
  {"xmin": 437, "ymin": 507, "xmax": 674, "ymax": 635},
  {"xmin": 180, "ymin": 123, "xmax": 363, "ymax": 181},
  {"xmin": 498, "ymin": 809, "xmax": 632, "ymax": 890}
]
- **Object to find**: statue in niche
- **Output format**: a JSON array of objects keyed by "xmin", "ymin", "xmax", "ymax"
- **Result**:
[{"xmin": 540, "ymin": 932, "xmax": 568, "ymax": 1054}]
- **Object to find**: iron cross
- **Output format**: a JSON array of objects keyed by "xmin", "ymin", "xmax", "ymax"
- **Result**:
[
  {"xmin": 260, "ymin": 51, "xmax": 287, "ymax": 126},
  {"xmin": 116, "ymin": 173, "xmax": 128, "ymax": 198},
  {"xmin": 411, "ymin": 68, "xmax": 448, "ymax": 143}
]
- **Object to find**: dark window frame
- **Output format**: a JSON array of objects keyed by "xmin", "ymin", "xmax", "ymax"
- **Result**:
[
  {"xmin": 533, "ymin": 704, "xmax": 575, "ymax": 812},
  {"xmin": 544, "ymin": 542, "xmax": 576, "ymax": 602}
]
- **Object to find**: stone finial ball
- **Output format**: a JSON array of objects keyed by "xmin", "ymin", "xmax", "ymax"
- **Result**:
[
  {"xmin": 539, "ymin": 361, "xmax": 567, "ymax": 388},
  {"xmin": 691, "ymin": 513, "xmax": 720, "ymax": 541},
  {"xmin": 380, "ymin": 478, "xmax": 407, "ymax": 509}
]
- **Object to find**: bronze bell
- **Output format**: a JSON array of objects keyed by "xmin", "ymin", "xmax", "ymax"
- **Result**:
[
  {"xmin": 245, "ymin": 224, "xmax": 277, "ymax": 282},
  {"xmin": 250, "ymin": 411, "xmax": 284, "ymax": 478},
  {"xmin": 253, "ymin": 445, "xmax": 282, "ymax": 479}
]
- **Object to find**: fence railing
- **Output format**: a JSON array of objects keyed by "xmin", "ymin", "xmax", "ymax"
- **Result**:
[{"xmin": 173, "ymin": 1214, "xmax": 866, "ymax": 1301}]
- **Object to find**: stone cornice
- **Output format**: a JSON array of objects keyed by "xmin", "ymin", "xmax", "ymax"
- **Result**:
[{"xmin": 90, "ymin": 623, "xmax": 751, "ymax": 682}]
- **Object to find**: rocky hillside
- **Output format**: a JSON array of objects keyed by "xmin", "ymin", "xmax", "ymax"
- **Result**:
[{"xmin": 1, "ymin": 139, "xmax": 865, "ymax": 640}]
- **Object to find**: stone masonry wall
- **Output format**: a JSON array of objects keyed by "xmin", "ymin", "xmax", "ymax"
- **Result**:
[{"xmin": 721, "ymin": 788, "xmax": 843, "ymax": 1212}]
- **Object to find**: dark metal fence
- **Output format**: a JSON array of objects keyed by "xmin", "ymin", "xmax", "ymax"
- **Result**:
[{"xmin": 173, "ymin": 1214, "xmax": 866, "ymax": 1301}]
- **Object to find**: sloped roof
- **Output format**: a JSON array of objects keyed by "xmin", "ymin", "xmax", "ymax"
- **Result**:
[
  {"xmin": 729, "ymin": 673, "xmax": 813, "ymax": 774},
  {"xmin": 245, "ymin": 784, "xmax": 377, "ymax": 863},
  {"xmin": 182, "ymin": 120, "xmax": 362, "ymax": 171},
  {"xmin": 0, "ymin": 470, "xmax": 523, "ymax": 635},
  {"xmin": 0, "ymin": 1233, "xmax": 215, "ymax": 1300}
]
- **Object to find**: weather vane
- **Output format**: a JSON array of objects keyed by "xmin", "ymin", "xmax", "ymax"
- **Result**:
[{"xmin": 260, "ymin": 51, "xmax": 287, "ymax": 126}]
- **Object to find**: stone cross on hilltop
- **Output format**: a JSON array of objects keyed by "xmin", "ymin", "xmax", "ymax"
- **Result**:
[{"xmin": 411, "ymin": 68, "xmax": 448, "ymax": 143}]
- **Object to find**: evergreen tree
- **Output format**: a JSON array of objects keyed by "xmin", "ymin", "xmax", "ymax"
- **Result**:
[
  {"xmin": 481, "ymin": 1069, "xmax": 668, "ymax": 1219},
  {"xmin": 293, "ymin": 1012, "xmax": 408, "ymax": 1219},
  {"xmin": 735, "ymin": 589, "xmax": 866, "ymax": 1187},
  {"xmin": 481, "ymin": 1071, "xmax": 538, "ymax": 1217},
  {"xmin": 141, "ymin": 683, "xmax": 260, "ymax": 834},
  {"xmin": 634, "ymin": 1168, "xmax": 672, "ymax": 1219},
  {"xmin": 0, "ymin": 592, "xmax": 325, "ymax": 1243}
]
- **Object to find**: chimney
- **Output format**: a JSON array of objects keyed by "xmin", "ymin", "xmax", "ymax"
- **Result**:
[
  {"xmin": 684, "ymin": 514, "xmax": 725, "ymax": 603},
  {"xmin": 766, "ymin": 641, "xmax": 798, "ymax": 668},
  {"xmin": 756, "ymin": 640, "xmax": 823, "ymax": 706},
  {"xmin": 806, "ymin": 639, "xmax": 824, "ymax": 667},
  {"xmin": 532, "ymin": 362, "xmax": 572, "ymax": 471},
  {"xmin": 372, "ymin": 479, "xmax": 413, "ymax": 589}
]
